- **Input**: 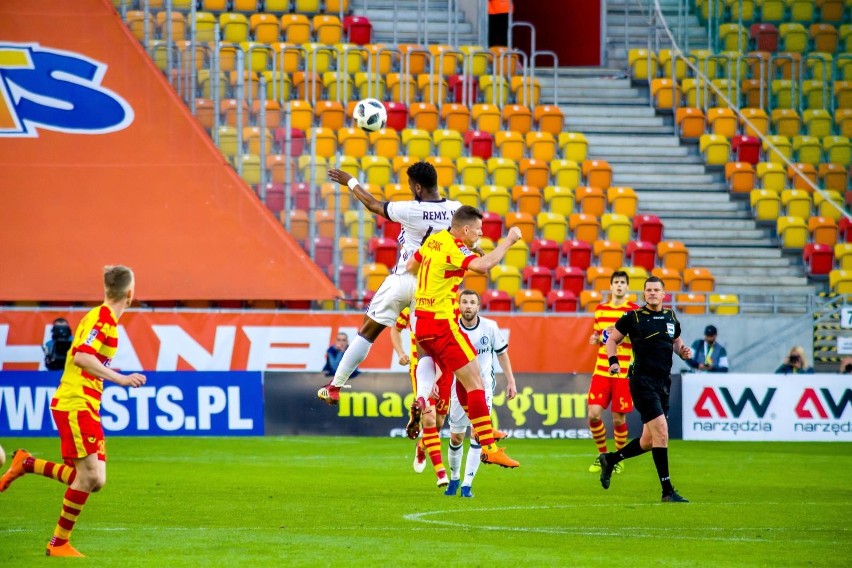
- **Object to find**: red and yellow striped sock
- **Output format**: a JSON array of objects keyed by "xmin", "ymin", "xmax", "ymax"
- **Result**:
[
  {"xmin": 422, "ymin": 427, "xmax": 446, "ymax": 480},
  {"xmin": 23, "ymin": 457, "xmax": 76, "ymax": 485},
  {"xmin": 49, "ymin": 488, "xmax": 89, "ymax": 547},
  {"xmin": 590, "ymin": 419, "xmax": 608, "ymax": 454},
  {"xmin": 614, "ymin": 423, "xmax": 628, "ymax": 451},
  {"xmin": 467, "ymin": 389, "xmax": 495, "ymax": 446}
]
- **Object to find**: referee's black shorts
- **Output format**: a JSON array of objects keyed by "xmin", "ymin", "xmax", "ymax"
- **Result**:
[{"xmin": 629, "ymin": 373, "xmax": 670, "ymax": 423}]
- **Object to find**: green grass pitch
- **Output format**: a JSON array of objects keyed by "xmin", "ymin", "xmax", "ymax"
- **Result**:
[{"xmin": 0, "ymin": 437, "xmax": 849, "ymax": 567}]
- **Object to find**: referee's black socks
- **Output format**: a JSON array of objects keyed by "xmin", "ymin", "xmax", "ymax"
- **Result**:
[
  {"xmin": 652, "ymin": 447, "xmax": 675, "ymax": 495},
  {"xmin": 612, "ymin": 438, "xmax": 646, "ymax": 463}
]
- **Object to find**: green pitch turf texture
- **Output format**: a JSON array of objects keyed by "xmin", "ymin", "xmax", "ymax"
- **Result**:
[{"xmin": 0, "ymin": 437, "xmax": 848, "ymax": 567}]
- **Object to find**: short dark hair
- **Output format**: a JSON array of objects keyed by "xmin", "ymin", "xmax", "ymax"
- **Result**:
[
  {"xmin": 451, "ymin": 205, "xmax": 483, "ymax": 228},
  {"xmin": 644, "ymin": 275, "xmax": 664, "ymax": 289},
  {"xmin": 406, "ymin": 161, "xmax": 437, "ymax": 190},
  {"xmin": 459, "ymin": 289, "xmax": 481, "ymax": 303},
  {"xmin": 611, "ymin": 270, "xmax": 629, "ymax": 284}
]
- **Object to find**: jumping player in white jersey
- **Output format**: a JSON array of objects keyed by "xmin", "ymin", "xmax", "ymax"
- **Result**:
[
  {"xmin": 444, "ymin": 289, "xmax": 517, "ymax": 498},
  {"xmin": 319, "ymin": 162, "xmax": 462, "ymax": 407}
]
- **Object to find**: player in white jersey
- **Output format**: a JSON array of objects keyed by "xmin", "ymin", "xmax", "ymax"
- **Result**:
[
  {"xmin": 319, "ymin": 162, "xmax": 461, "ymax": 408},
  {"xmin": 444, "ymin": 290, "xmax": 517, "ymax": 498}
]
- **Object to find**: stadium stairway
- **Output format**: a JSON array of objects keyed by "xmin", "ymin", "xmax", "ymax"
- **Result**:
[
  {"xmin": 812, "ymin": 295, "xmax": 851, "ymax": 372},
  {"xmin": 606, "ymin": 0, "xmax": 709, "ymax": 71},
  {"xmin": 351, "ymin": 0, "xmax": 477, "ymax": 45}
]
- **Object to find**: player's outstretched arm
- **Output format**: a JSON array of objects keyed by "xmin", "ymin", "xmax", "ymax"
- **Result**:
[
  {"xmin": 467, "ymin": 227, "xmax": 522, "ymax": 274},
  {"xmin": 328, "ymin": 168, "xmax": 388, "ymax": 218},
  {"xmin": 73, "ymin": 352, "xmax": 146, "ymax": 387}
]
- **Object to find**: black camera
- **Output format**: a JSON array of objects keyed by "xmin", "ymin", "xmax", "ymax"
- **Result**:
[
  {"xmin": 789, "ymin": 354, "xmax": 800, "ymax": 364},
  {"xmin": 51, "ymin": 324, "xmax": 72, "ymax": 342},
  {"xmin": 844, "ymin": 363, "xmax": 852, "ymax": 374}
]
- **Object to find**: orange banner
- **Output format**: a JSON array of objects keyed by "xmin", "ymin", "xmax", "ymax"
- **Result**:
[
  {"xmin": 0, "ymin": 310, "xmax": 597, "ymax": 373},
  {"xmin": 0, "ymin": 0, "xmax": 338, "ymax": 302}
]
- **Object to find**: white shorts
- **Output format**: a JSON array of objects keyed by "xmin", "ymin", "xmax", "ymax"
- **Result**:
[
  {"xmin": 448, "ymin": 380, "xmax": 494, "ymax": 435},
  {"xmin": 365, "ymin": 271, "xmax": 416, "ymax": 328}
]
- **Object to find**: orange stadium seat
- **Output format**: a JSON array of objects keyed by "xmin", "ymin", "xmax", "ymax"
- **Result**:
[
  {"xmin": 587, "ymin": 266, "xmax": 615, "ymax": 292},
  {"xmin": 582, "ymin": 160, "xmax": 613, "ymax": 189},
  {"xmin": 534, "ymin": 105, "xmax": 564, "ymax": 136},
  {"xmin": 519, "ymin": 158, "xmax": 549, "ymax": 189},
  {"xmin": 515, "ymin": 289, "xmax": 546, "ymax": 312},
  {"xmin": 593, "ymin": 240, "xmax": 625, "ymax": 270},
  {"xmin": 580, "ymin": 290, "xmax": 604, "ymax": 312},
  {"xmin": 725, "ymin": 162, "xmax": 756, "ymax": 194},
  {"xmin": 652, "ymin": 267, "xmax": 683, "ymax": 291},
  {"xmin": 676, "ymin": 292, "xmax": 707, "ymax": 315},
  {"xmin": 570, "ymin": 213, "xmax": 601, "ymax": 243},
  {"xmin": 657, "ymin": 241, "xmax": 689, "ymax": 271},
  {"xmin": 683, "ymin": 268, "xmax": 716, "ymax": 292}
]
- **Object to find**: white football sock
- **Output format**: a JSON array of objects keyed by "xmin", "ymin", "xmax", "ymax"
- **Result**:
[
  {"xmin": 415, "ymin": 356, "xmax": 437, "ymax": 401},
  {"xmin": 462, "ymin": 441, "xmax": 482, "ymax": 487},
  {"xmin": 332, "ymin": 334, "xmax": 372, "ymax": 387},
  {"xmin": 448, "ymin": 443, "xmax": 463, "ymax": 480}
]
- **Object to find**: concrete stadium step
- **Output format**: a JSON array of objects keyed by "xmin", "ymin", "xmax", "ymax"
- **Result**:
[
  {"xmin": 546, "ymin": 87, "xmax": 645, "ymax": 99},
  {"xmin": 716, "ymin": 275, "xmax": 811, "ymax": 287},
  {"xmin": 661, "ymin": 218, "xmax": 759, "ymax": 230},
  {"xmin": 708, "ymin": 267, "xmax": 799, "ymax": 277},
  {"xmin": 561, "ymin": 105, "xmax": 658, "ymax": 118},
  {"xmin": 610, "ymin": 163, "xmax": 708, "ymax": 175},
  {"xmin": 539, "ymin": 78, "xmax": 634, "ymax": 91},
  {"xmin": 592, "ymin": 145, "xmax": 695, "ymax": 157},
  {"xmin": 563, "ymin": 115, "xmax": 667, "ymax": 128},
  {"xmin": 628, "ymin": 182, "xmax": 727, "ymax": 191},
  {"xmin": 357, "ymin": 0, "xmax": 451, "ymax": 7},
  {"xmin": 607, "ymin": 156, "xmax": 705, "ymax": 164},
  {"xmin": 608, "ymin": 14, "xmax": 702, "ymax": 27},
  {"xmin": 694, "ymin": 257, "xmax": 795, "ymax": 268},
  {"xmin": 652, "ymin": 208, "xmax": 751, "ymax": 218},
  {"xmin": 689, "ymin": 247, "xmax": 787, "ymax": 259},
  {"xmin": 538, "ymin": 66, "xmax": 628, "ymax": 78},
  {"xmin": 585, "ymin": 134, "xmax": 682, "ymax": 147},
  {"xmin": 371, "ymin": 21, "xmax": 473, "ymax": 35},
  {"xmin": 678, "ymin": 237, "xmax": 773, "ymax": 247},
  {"xmin": 638, "ymin": 191, "xmax": 732, "ymax": 203},
  {"xmin": 613, "ymin": 173, "xmax": 720, "ymax": 184},
  {"xmin": 672, "ymin": 227, "xmax": 769, "ymax": 240}
]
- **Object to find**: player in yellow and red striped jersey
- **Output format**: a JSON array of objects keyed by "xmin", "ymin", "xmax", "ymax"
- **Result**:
[
  {"xmin": 0, "ymin": 266, "xmax": 146, "ymax": 558},
  {"xmin": 406, "ymin": 205, "xmax": 522, "ymax": 476},
  {"xmin": 390, "ymin": 307, "xmax": 453, "ymax": 477},
  {"xmin": 587, "ymin": 270, "xmax": 639, "ymax": 475}
]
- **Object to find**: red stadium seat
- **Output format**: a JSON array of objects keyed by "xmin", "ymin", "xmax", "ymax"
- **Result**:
[
  {"xmin": 547, "ymin": 290, "xmax": 578, "ymax": 312},
  {"xmin": 383, "ymin": 102, "xmax": 408, "ymax": 131},
  {"xmin": 555, "ymin": 266, "xmax": 584, "ymax": 296},
  {"xmin": 750, "ymin": 23, "xmax": 779, "ymax": 52},
  {"xmin": 562, "ymin": 239, "xmax": 592, "ymax": 270},
  {"xmin": 448, "ymin": 75, "xmax": 478, "ymax": 104},
  {"xmin": 732, "ymin": 135, "xmax": 761, "ymax": 165},
  {"xmin": 343, "ymin": 15, "xmax": 372, "ymax": 45},
  {"xmin": 840, "ymin": 217, "xmax": 852, "ymax": 243},
  {"xmin": 369, "ymin": 237, "xmax": 398, "ymax": 268},
  {"xmin": 465, "ymin": 130, "xmax": 494, "ymax": 160},
  {"xmin": 273, "ymin": 127, "xmax": 306, "ymax": 156},
  {"xmin": 803, "ymin": 243, "xmax": 833, "ymax": 276},
  {"xmin": 530, "ymin": 239, "xmax": 561, "ymax": 269},
  {"xmin": 263, "ymin": 183, "xmax": 285, "ymax": 213},
  {"xmin": 523, "ymin": 265, "xmax": 553, "ymax": 295},
  {"xmin": 626, "ymin": 241, "xmax": 657, "ymax": 271},
  {"xmin": 377, "ymin": 216, "xmax": 401, "ymax": 240},
  {"xmin": 481, "ymin": 211, "xmax": 504, "ymax": 242},
  {"xmin": 335, "ymin": 265, "xmax": 358, "ymax": 297},
  {"xmin": 313, "ymin": 237, "xmax": 333, "ymax": 267},
  {"xmin": 633, "ymin": 215, "xmax": 664, "ymax": 244},
  {"xmin": 482, "ymin": 289, "xmax": 512, "ymax": 312},
  {"xmin": 291, "ymin": 182, "xmax": 311, "ymax": 210}
]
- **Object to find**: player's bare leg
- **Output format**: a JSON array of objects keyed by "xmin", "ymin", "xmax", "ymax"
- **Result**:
[
  {"xmin": 455, "ymin": 360, "xmax": 519, "ymax": 468},
  {"xmin": 318, "ymin": 317, "xmax": 385, "ymax": 405}
]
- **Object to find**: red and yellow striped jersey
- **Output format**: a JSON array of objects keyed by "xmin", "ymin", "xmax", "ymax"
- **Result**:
[
  {"xmin": 593, "ymin": 300, "xmax": 639, "ymax": 379},
  {"xmin": 51, "ymin": 304, "xmax": 119, "ymax": 414},
  {"xmin": 395, "ymin": 306, "xmax": 418, "ymax": 392},
  {"xmin": 413, "ymin": 230, "xmax": 476, "ymax": 320}
]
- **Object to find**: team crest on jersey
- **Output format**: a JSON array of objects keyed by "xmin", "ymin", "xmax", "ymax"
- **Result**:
[
  {"xmin": 84, "ymin": 328, "xmax": 99, "ymax": 346},
  {"xmin": 666, "ymin": 323, "xmax": 675, "ymax": 337},
  {"xmin": 0, "ymin": 43, "xmax": 134, "ymax": 137},
  {"xmin": 480, "ymin": 336, "xmax": 489, "ymax": 346}
]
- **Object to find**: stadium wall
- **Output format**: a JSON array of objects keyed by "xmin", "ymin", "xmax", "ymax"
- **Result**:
[{"xmin": 0, "ymin": 310, "xmax": 813, "ymax": 375}]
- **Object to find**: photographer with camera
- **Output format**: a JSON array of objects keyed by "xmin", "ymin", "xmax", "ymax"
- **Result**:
[
  {"xmin": 43, "ymin": 318, "xmax": 73, "ymax": 371},
  {"xmin": 775, "ymin": 346, "xmax": 814, "ymax": 375}
]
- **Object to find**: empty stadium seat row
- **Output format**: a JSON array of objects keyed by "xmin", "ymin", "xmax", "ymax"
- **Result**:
[
  {"xmin": 700, "ymin": 133, "xmax": 852, "ymax": 166},
  {"xmin": 676, "ymin": 106, "xmax": 852, "ymax": 139}
]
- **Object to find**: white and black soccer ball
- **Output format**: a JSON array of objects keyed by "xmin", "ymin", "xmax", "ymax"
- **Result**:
[{"xmin": 353, "ymin": 98, "xmax": 387, "ymax": 132}]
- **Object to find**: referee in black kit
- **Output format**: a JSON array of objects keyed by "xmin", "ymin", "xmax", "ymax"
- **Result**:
[{"xmin": 598, "ymin": 276, "xmax": 692, "ymax": 503}]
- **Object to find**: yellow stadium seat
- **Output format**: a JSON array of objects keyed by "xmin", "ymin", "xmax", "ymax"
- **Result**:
[
  {"xmin": 804, "ymin": 109, "xmax": 833, "ymax": 137},
  {"xmin": 344, "ymin": 210, "xmax": 375, "ymax": 238},
  {"xmin": 776, "ymin": 216, "xmax": 809, "ymax": 249},
  {"xmin": 480, "ymin": 185, "xmax": 511, "ymax": 215},
  {"xmin": 628, "ymin": 49, "xmax": 658, "ymax": 81},
  {"xmin": 457, "ymin": 157, "xmax": 487, "ymax": 187},
  {"xmin": 487, "ymin": 157, "xmax": 519, "ymax": 188},
  {"xmin": 659, "ymin": 49, "xmax": 688, "ymax": 79},
  {"xmin": 700, "ymin": 134, "xmax": 731, "ymax": 166},
  {"xmin": 537, "ymin": 212, "xmax": 568, "ymax": 243},
  {"xmin": 490, "ymin": 265, "xmax": 522, "ymax": 295},
  {"xmin": 771, "ymin": 109, "xmax": 802, "ymax": 138},
  {"xmin": 793, "ymin": 135, "xmax": 823, "ymax": 166},
  {"xmin": 814, "ymin": 190, "xmax": 845, "ymax": 221},
  {"xmin": 751, "ymin": 189, "xmax": 782, "ymax": 222},
  {"xmin": 448, "ymin": 185, "xmax": 479, "ymax": 208},
  {"xmin": 835, "ymin": 243, "xmax": 852, "ymax": 270},
  {"xmin": 362, "ymin": 263, "xmax": 389, "ymax": 292},
  {"xmin": 501, "ymin": 237, "xmax": 530, "ymax": 267},
  {"xmin": 550, "ymin": 159, "xmax": 581, "ymax": 190},
  {"xmin": 607, "ymin": 187, "xmax": 638, "ymax": 217},
  {"xmin": 763, "ymin": 135, "xmax": 792, "ymax": 165},
  {"xmin": 234, "ymin": 154, "xmax": 261, "ymax": 185},
  {"xmin": 601, "ymin": 214, "xmax": 632, "ymax": 245},
  {"xmin": 824, "ymin": 136, "xmax": 851, "ymax": 166},
  {"xmin": 620, "ymin": 266, "xmax": 649, "ymax": 292},
  {"xmin": 361, "ymin": 155, "xmax": 392, "ymax": 186},
  {"xmin": 543, "ymin": 186, "xmax": 574, "ymax": 217},
  {"xmin": 338, "ymin": 236, "xmax": 362, "ymax": 266},
  {"xmin": 781, "ymin": 189, "xmax": 813, "ymax": 219},
  {"xmin": 830, "ymin": 270, "xmax": 852, "ymax": 293},
  {"xmin": 401, "ymin": 128, "xmax": 432, "ymax": 159},
  {"xmin": 740, "ymin": 107, "xmax": 770, "ymax": 137},
  {"xmin": 709, "ymin": 294, "xmax": 740, "ymax": 315},
  {"xmin": 479, "ymin": 75, "xmax": 510, "ymax": 105},
  {"xmin": 559, "ymin": 132, "xmax": 588, "ymax": 162},
  {"xmin": 756, "ymin": 162, "xmax": 787, "ymax": 191},
  {"xmin": 835, "ymin": 109, "xmax": 852, "ymax": 138},
  {"xmin": 433, "ymin": 129, "xmax": 464, "ymax": 159},
  {"xmin": 707, "ymin": 107, "xmax": 738, "ymax": 138}
]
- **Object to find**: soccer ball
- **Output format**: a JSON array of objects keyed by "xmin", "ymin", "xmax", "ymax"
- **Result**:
[{"xmin": 353, "ymin": 98, "xmax": 387, "ymax": 132}]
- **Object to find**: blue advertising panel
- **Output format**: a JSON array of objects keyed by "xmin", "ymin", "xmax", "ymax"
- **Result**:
[{"xmin": 0, "ymin": 372, "xmax": 263, "ymax": 437}]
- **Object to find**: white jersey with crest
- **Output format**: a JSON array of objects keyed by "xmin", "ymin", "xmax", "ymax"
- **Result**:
[
  {"xmin": 385, "ymin": 199, "xmax": 462, "ymax": 274},
  {"xmin": 459, "ymin": 315, "xmax": 508, "ymax": 393}
]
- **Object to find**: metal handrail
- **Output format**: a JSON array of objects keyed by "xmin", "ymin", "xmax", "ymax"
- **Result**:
[
  {"xmin": 434, "ymin": 48, "xmax": 465, "ymax": 110},
  {"xmin": 768, "ymin": 53, "xmax": 800, "ymax": 114},
  {"xmin": 494, "ymin": 48, "xmax": 528, "ymax": 107},
  {"xmin": 403, "ymin": 48, "xmax": 433, "ymax": 106},
  {"xmin": 341, "ymin": 45, "xmax": 370, "ymax": 105},
  {"xmin": 531, "ymin": 50, "xmax": 559, "ymax": 107},
  {"xmin": 800, "ymin": 54, "xmax": 831, "ymax": 114}
]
